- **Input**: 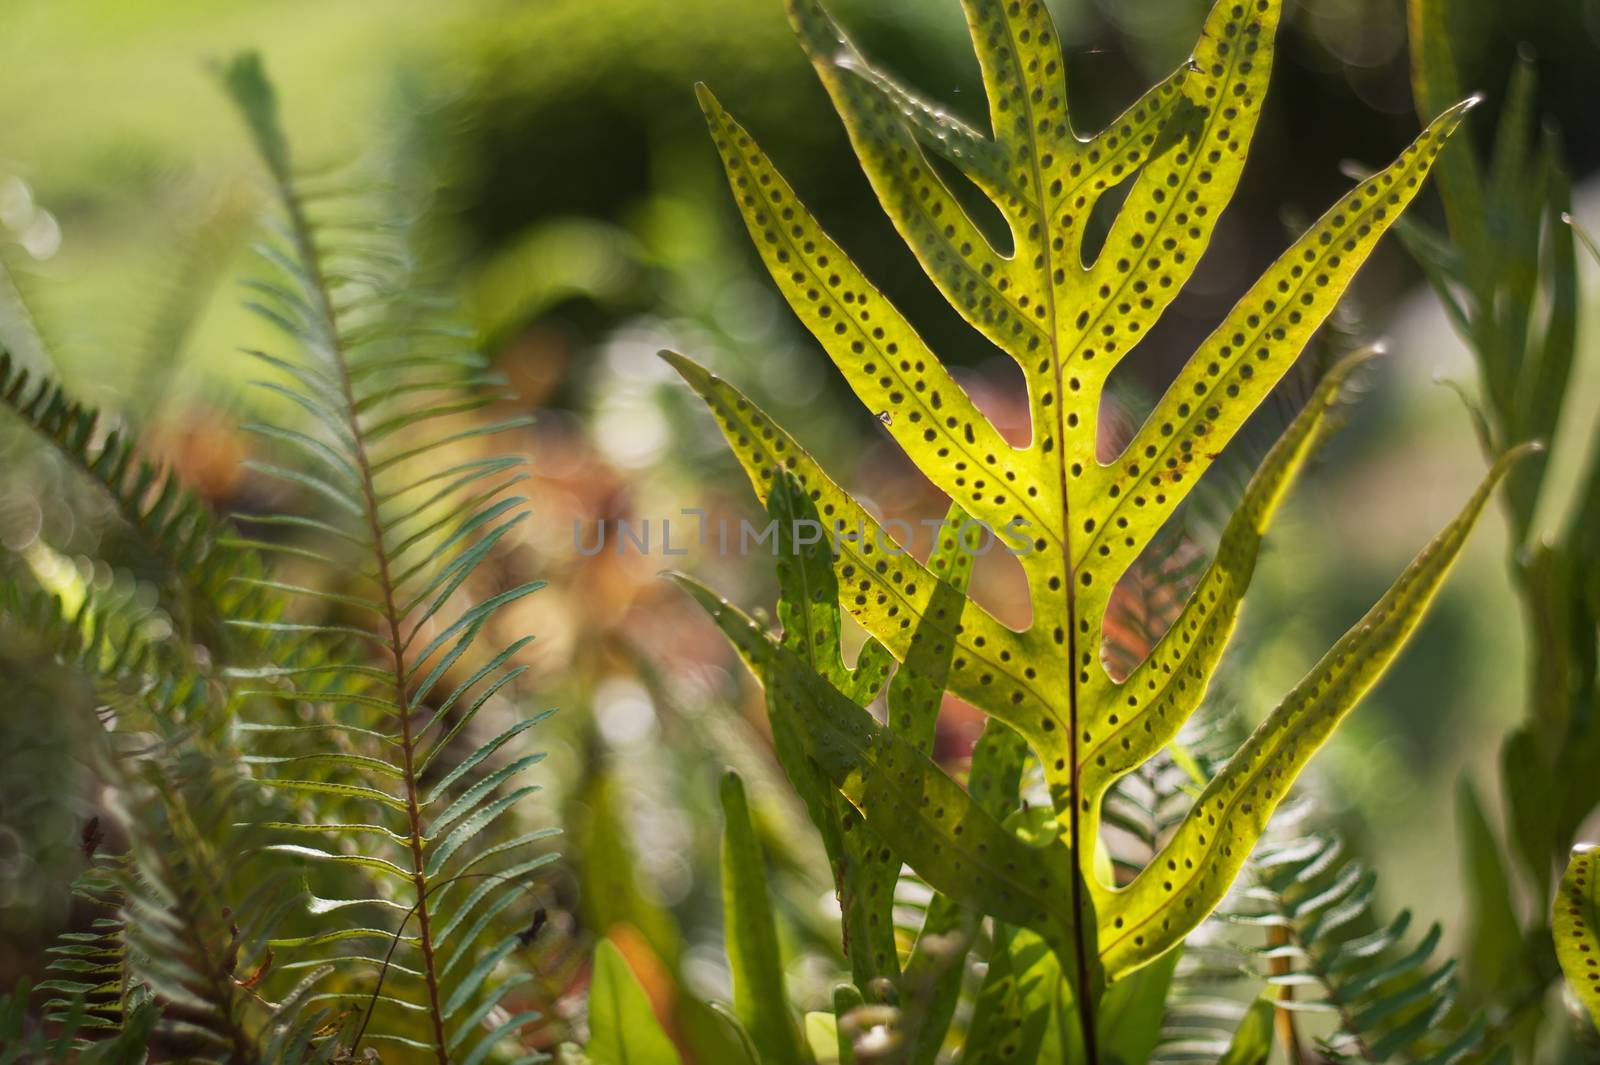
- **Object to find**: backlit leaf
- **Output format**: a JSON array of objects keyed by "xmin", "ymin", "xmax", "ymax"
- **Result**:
[
  {"xmin": 587, "ymin": 939, "xmax": 684, "ymax": 1065},
  {"xmin": 1554, "ymin": 845, "xmax": 1600, "ymax": 1028},
  {"xmin": 720, "ymin": 771, "xmax": 804, "ymax": 1065},
  {"xmin": 678, "ymin": 0, "xmax": 1496, "ymax": 1047}
]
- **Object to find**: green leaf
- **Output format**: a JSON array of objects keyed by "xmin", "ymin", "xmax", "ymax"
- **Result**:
[
  {"xmin": 439, "ymin": 885, "xmax": 528, "ymax": 980},
  {"xmin": 448, "ymin": 976, "xmax": 535, "ymax": 1051},
  {"xmin": 1100, "ymin": 445, "xmax": 1533, "ymax": 975},
  {"xmin": 682, "ymin": 0, "xmax": 1489, "ymax": 1043},
  {"xmin": 586, "ymin": 939, "xmax": 684, "ymax": 1065},
  {"xmin": 961, "ymin": 926, "xmax": 1073, "ymax": 1065},
  {"xmin": 441, "ymin": 934, "xmax": 517, "ymax": 1020},
  {"xmin": 264, "ymin": 844, "xmax": 414, "ymax": 881},
  {"xmin": 1097, "ymin": 944, "xmax": 1179, "ymax": 1065},
  {"xmin": 1406, "ymin": 0, "xmax": 1486, "ymax": 259},
  {"xmin": 900, "ymin": 718, "xmax": 1029, "ymax": 1065},
  {"xmin": 763, "ymin": 473, "xmax": 900, "ymax": 988},
  {"xmin": 1555, "ymin": 845, "xmax": 1600, "ymax": 1029},
  {"xmin": 678, "ymin": 997, "xmax": 762, "ymax": 1065},
  {"xmin": 1216, "ymin": 997, "xmax": 1274, "ymax": 1065},
  {"xmin": 427, "ymin": 755, "xmax": 546, "ymax": 838},
  {"xmin": 258, "ymin": 779, "xmax": 408, "ymax": 812},
  {"xmin": 677, "ymin": 574, "xmax": 1086, "ymax": 966},
  {"xmin": 425, "ymin": 786, "xmax": 539, "ymax": 878},
  {"xmin": 460, "ymin": 1008, "xmax": 543, "ymax": 1065},
  {"xmin": 1457, "ymin": 776, "xmax": 1525, "ymax": 999},
  {"xmin": 1570, "ymin": 213, "xmax": 1600, "ymax": 265},
  {"xmin": 244, "ymin": 751, "xmax": 406, "ymax": 779},
  {"xmin": 719, "ymin": 771, "xmax": 804, "ymax": 1065},
  {"xmin": 1078, "ymin": 346, "xmax": 1382, "ymax": 817},
  {"xmin": 804, "ymin": 1010, "xmax": 842, "ymax": 1065},
  {"xmin": 581, "ymin": 773, "xmax": 682, "ymax": 969}
]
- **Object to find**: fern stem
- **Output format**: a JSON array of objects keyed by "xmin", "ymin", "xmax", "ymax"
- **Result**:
[
  {"xmin": 272, "ymin": 162, "xmax": 452, "ymax": 1063},
  {"xmin": 1265, "ymin": 924, "xmax": 1305, "ymax": 1065},
  {"xmin": 1271, "ymin": 898, "xmax": 1375, "ymax": 1061},
  {"xmin": 332, "ymin": 288, "xmax": 452, "ymax": 1065}
]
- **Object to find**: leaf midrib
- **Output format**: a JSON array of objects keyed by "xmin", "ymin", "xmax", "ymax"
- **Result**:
[{"xmin": 988, "ymin": 0, "xmax": 1098, "ymax": 1046}]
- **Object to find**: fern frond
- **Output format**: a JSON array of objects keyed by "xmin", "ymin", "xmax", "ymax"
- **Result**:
[
  {"xmin": 219, "ymin": 53, "xmax": 553, "ymax": 1060},
  {"xmin": 0, "ymin": 579, "xmax": 327, "ymax": 1060},
  {"xmin": 674, "ymin": 0, "xmax": 1520, "ymax": 1050},
  {"xmin": 0, "ymin": 978, "xmax": 159, "ymax": 1065},
  {"xmin": 1233, "ymin": 833, "xmax": 1498, "ymax": 1063},
  {"xmin": 36, "ymin": 864, "xmax": 130, "ymax": 1039},
  {"xmin": 0, "ymin": 351, "xmax": 283, "ymax": 655}
]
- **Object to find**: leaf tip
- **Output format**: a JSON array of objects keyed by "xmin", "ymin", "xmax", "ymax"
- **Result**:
[
  {"xmin": 1320, "ymin": 343, "xmax": 1385, "ymax": 395},
  {"xmin": 694, "ymin": 82, "xmax": 720, "ymax": 115},
  {"xmin": 659, "ymin": 349, "xmax": 712, "ymax": 390},
  {"xmin": 1491, "ymin": 440, "xmax": 1546, "ymax": 481},
  {"xmin": 658, "ymin": 347, "xmax": 694, "ymax": 372},
  {"xmin": 663, "ymin": 571, "xmax": 728, "ymax": 619},
  {"xmin": 720, "ymin": 768, "xmax": 747, "ymax": 809},
  {"xmin": 214, "ymin": 49, "xmax": 267, "ymax": 95}
]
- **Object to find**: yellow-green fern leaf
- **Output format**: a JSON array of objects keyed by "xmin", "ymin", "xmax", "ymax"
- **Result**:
[
  {"xmin": 1555, "ymin": 845, "xmax": 1600, "ymax": 1028},
  {"xmin": 1096, "ymin": 443, "xmax": 1532, "ymax": 974},
  {"xmin": 673, "ymin": 573, "xmax": 1088, "ymax": 968},
  {"xmin": 676, "ymin": 0, "xmax": 1498, "ymax": 1036}
]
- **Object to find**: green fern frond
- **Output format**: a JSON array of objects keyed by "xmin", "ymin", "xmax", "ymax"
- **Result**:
[
  {"xmin": 106, "ymin": 752, "xmax": 275, "ymax": 1060},
  {"xmin": 1235, "ymin": 833, "xmax": 1499, "ymax": 1063},
  {"xmin": 0, "ymin": 579, "xmax": 327, "ymax": 1060},
  {"xmin": 218, "ymin": 53, "xmax": 553, "ymax": 1061},
  {"xmin": 0, "ymin": 978, "xmax": 158, "ymax": 1065},
  {"xmin": 0, "ymin": 351, "xmax": 283, "ymax": 656},
  {"xmin": 36, "ymin": 868, "xmax": 130, "ymax": 1039},
  {"xmin": 720, "ymin": 769, "xmax": 806, "ymax": 1065},
  {"xmin": 673, "ymin": 0, "xmax": 1523, "ymax": 1049}
]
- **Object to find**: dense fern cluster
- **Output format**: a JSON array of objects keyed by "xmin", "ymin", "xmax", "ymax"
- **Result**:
[{"xmin": 0, "ymin": 55, "xmax": 557, "ymax": 1064}]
